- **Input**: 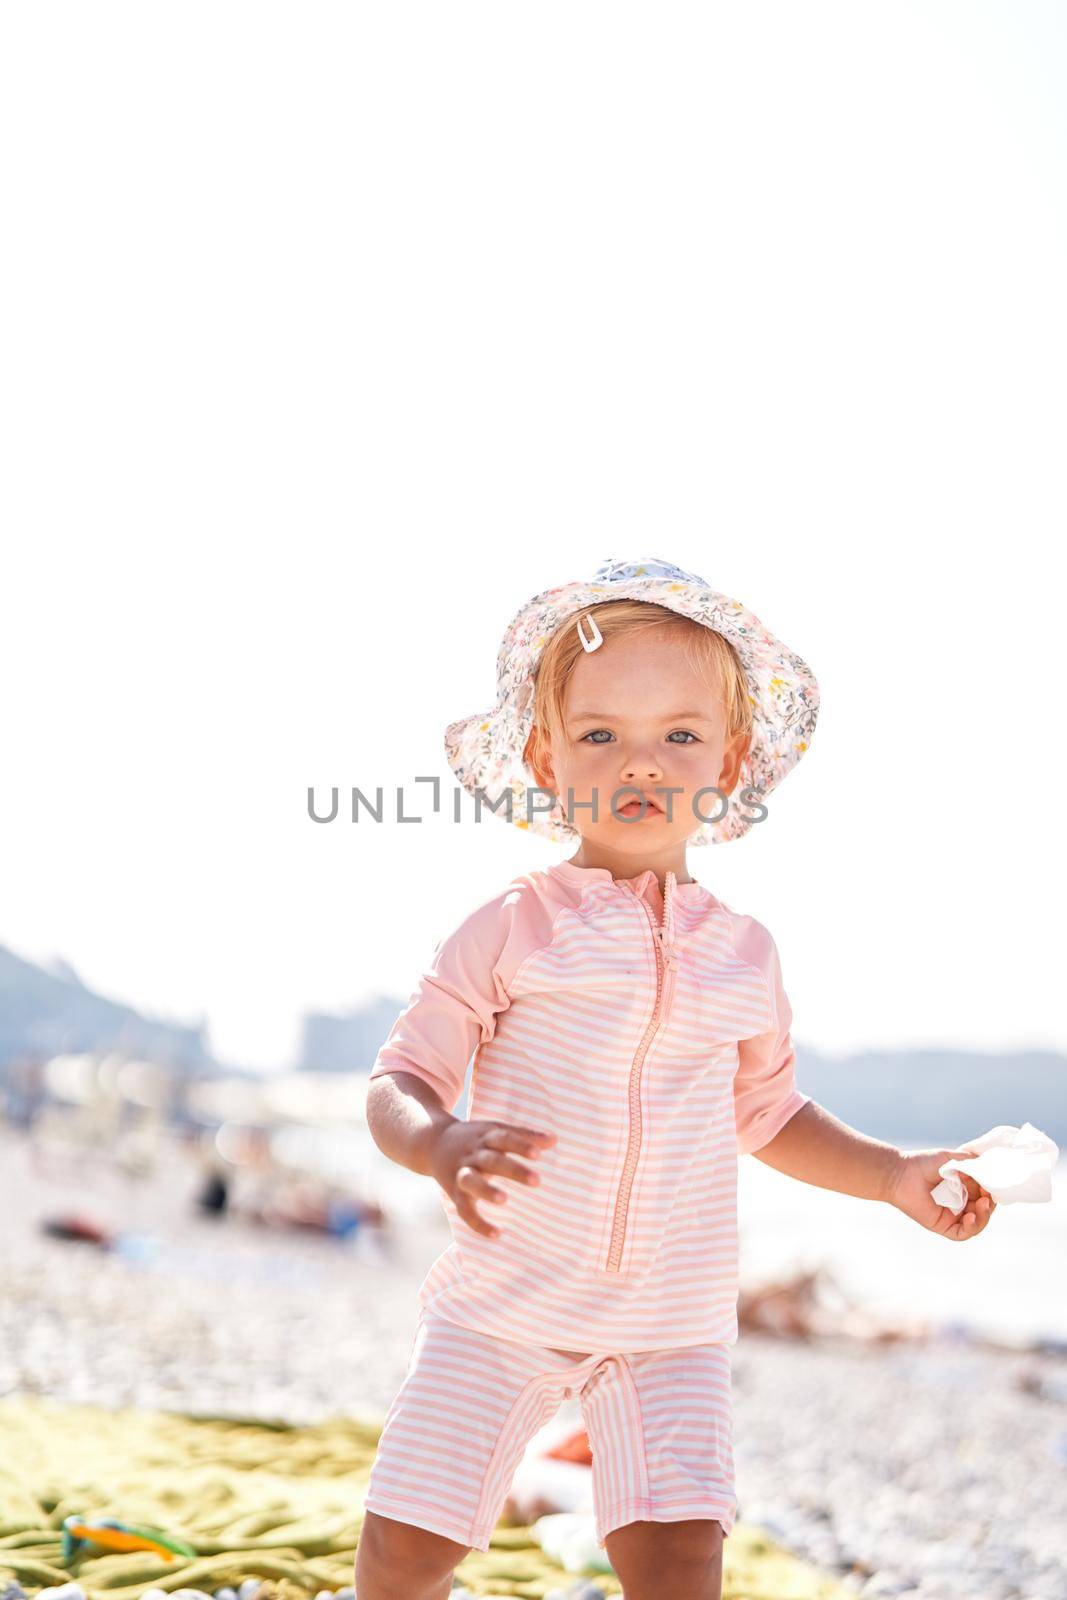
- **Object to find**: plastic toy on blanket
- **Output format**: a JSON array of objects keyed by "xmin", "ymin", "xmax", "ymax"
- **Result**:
[{"xmin": 61, "ymin": 1514, "xmax": 197, "ymax": 1563}]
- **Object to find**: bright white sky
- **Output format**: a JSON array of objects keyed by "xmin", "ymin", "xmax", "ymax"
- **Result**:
[{"xmin": 2, "ymin": 2, "xmax": 1064, "ymax": 1072}]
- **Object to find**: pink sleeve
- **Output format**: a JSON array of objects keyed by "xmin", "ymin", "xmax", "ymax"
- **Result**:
[
  {"xmin": 368, "ymin": 887, "xmax": 530, "ymax": 1112},
  {"xmin": 729, "ymin": 916, "xmax": 811, "ymax": 1156}
]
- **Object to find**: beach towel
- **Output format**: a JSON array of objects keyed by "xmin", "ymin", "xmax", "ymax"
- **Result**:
[{"xmin": 0, "ymin": 1394, "xmax": 849, "ymax": 1599}]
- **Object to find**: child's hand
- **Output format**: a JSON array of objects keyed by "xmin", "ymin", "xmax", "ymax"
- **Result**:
[
  {"xmin": 886, "ymin": 1147, "xmax": 997, "ymax": 1241},
  {"xmin": 427, "ymin": 1119, "xmax": 557, "ymax": 1240}
]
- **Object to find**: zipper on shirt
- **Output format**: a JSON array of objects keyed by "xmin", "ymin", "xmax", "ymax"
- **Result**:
[{"xmin": 602, "ymin": 869, "xmax": 677, "ymax": 1274}]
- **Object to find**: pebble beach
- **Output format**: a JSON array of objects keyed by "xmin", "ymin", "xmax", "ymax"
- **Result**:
[{"xmin": 2, "ymin": 1127, "xmax": 1066, "ymax": 1600}]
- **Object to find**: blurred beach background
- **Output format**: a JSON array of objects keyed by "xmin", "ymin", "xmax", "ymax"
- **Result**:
[
  {"xmin": 3, "ymin": 1049, "xmax": 1067, "ymax": 1365},
  {"xmin": 1, "ymin": 1039, "xmax": 1066, "ymax": 1599},
  {"xmin": 3, "ymin": 1, "xmax": 1067, "ymax": 1597}
]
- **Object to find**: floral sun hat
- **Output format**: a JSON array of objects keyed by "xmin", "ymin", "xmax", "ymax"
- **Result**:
[{"xmin": 443, "ymin": 556, "xmax": 820, "ymax": 846}]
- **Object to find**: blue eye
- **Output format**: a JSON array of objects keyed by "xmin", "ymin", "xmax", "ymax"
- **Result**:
[{"xmin": 580, "ymin": 728, "xmax": 700, "ymax": 745}]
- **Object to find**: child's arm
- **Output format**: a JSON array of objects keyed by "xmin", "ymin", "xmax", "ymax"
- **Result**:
[
  {"xmin": 754, "ymin": 1103, "xmax": 996, "ymax": 1241},
  {"xmin": 367, "ymin": 1068, "xmax": 554, "ymax": 1240},
  {"xmin": 751, "ymin": 1097, "xmax": 900, "ymax": 1202},
  {"xmin": 730, "ymin": 914, "xmax": 811, "ymax": 1158},
  {"xmin": 365, "ymin": 888, "xmax": 557, "ymax": 1240},
  {"xmin": 365, "ymin": 1069, "xmax": 462, "ymax": 1180},
  {"xmin": 729, "ymin": 915, "xmax": 996, "ymax": 1241}
]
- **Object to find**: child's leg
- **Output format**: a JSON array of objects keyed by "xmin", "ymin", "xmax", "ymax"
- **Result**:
[
  {"xmin": 360, "ymin": 1309, "xmax": 586, "ymax": 1563},
  {"xmin": 355, "ymin": 1508, "xmax": 469, "ymax": 1600},
  {"xmin": 602, "ymin": 1516, "xmax": 724, "ymax": 1600},
  {"xmin": 580, "ymin": 1339, "xmax": 736, "ymax": 1600}
]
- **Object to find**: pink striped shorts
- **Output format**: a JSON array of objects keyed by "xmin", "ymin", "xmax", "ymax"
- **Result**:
[{"xmin": 362, "ymin": 1309, "xmax": 737, "ymax": 1553}]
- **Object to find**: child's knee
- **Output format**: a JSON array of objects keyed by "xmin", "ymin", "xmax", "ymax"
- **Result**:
[
  {"xmin": 355, "ymin": 1508, "xmax": 470, "ymax": 1594},
  {"xmin": 603, "ymin": 1516, "xmax": 724, "ymax": 1599}
]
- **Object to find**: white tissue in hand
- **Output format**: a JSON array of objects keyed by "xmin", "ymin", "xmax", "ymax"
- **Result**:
[{"xmin": 931, "ymin": 1122, "xmax": 1059, "ymax": 1213}]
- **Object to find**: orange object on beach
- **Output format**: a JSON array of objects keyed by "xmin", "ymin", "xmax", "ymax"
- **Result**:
[{"xmin": 544, "ymin": 1426, "xmax": 594, "ymax": 1465}]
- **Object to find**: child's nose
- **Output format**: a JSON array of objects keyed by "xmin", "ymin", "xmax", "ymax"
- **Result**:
[{"xmin": 621, "ymin": 752, "xmax": 664, "ymax": 779}]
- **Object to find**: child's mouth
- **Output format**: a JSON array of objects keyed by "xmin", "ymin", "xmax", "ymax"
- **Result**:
[{"xmin": 617, "ymin": 799, "xmax": 662, "ymax": 819}]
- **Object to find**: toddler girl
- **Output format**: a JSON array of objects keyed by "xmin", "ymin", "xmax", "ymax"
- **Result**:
[{"xmin": 354, "ymin": 556, "xmax": 995, "ymax": 1600}]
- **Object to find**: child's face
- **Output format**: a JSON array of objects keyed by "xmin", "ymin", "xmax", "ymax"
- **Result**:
[{"xmin": 529, "ymin": 629, "xmax": 750, "ymax": 857}]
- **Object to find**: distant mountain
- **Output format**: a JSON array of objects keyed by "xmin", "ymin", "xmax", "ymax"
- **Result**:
[
  {"xmin": 297, "ymin": 994, "xmax": 1067, "ymax": 1147},
  {"xmin": 0, "ymin": 943, "xmax": 219, "ymax": 1073},
  {"xmin": 795, "ymin": 1045, "xmax": 1067, "ymax": 1148}
]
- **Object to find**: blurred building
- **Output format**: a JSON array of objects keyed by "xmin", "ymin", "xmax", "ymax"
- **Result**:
[{"xmin": 296, "ymin": 994, "xmax": 410, "ymax": 1073}]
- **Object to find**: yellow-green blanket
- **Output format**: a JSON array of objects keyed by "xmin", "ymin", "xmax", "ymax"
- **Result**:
[{"xmin": 0, "ymin": 1396, "xmax": 848, "ymax": 1598}]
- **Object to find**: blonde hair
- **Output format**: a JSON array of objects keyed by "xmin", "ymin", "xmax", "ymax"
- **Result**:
[{"xmin": 523, "ymin": 600, "xmax": 753, "ymax": 780}]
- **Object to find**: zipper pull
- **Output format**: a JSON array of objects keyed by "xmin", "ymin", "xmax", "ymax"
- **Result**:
[{"xmin": 656, "ymin": 923, "xmax": 677, "ymax": 968}]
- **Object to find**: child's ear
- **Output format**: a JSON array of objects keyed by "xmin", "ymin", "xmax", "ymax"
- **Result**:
[
  {"xmin": 523, "ymin": 729, "xmax": 556, "ymax": 793},
  {"xmin": 718, "ymin": 731, "xmax": 751, "ymax": 795},
  {"xmin": 531, "ymin": 752, "xmax": 556, "ymax": 793}
]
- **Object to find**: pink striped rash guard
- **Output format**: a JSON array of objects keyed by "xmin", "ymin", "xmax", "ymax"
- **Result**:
[{"xmin": 368, "ymin": 857, "xmax": 811, "ymax": 1351}]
